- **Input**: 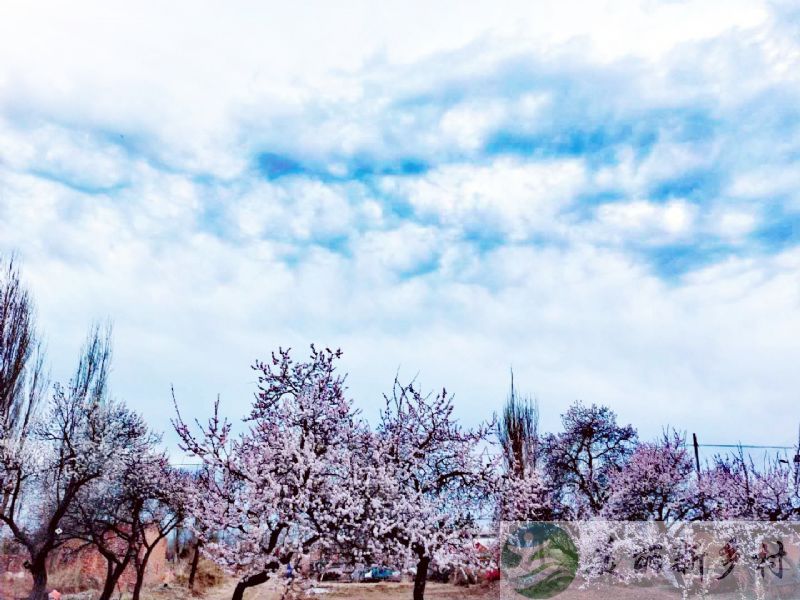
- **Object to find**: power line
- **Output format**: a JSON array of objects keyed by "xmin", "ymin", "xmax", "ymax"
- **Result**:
[{"xmin": 698, "ymin": 444, "xmax": 795, "ymax": 450}]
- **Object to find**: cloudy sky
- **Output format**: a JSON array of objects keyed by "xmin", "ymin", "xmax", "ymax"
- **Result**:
[{"xmin": 1, "ymin": 0, "xmax": 799, "ymax": 453}]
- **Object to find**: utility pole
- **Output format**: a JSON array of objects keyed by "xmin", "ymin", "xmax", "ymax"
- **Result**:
[
  {"xmin": 794, "ymin": 423, "xmax": 800, "ymax": 491},
  {"xmin": 693, "ymin": 433, "xmax": 701, "ymax": 476}
]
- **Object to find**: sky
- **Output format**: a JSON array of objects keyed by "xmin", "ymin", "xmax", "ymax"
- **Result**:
[{"xmin": 1, "ymin": 0, "xmax": 799, "ymax": 456}]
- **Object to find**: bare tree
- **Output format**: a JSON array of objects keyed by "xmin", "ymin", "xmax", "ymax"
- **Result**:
[
  {"xmin": 0, "ymin": 255, "xmax": 44, "ymax": 433},
  {"xmin": 496, "ymin": 370, "xmax": 539, "ymax": 478},
  {"xmin": 0, "ymin": 326, "xmax": 152, "ymax": 600},
  {"xmin": 0, "ymin": 256, "xmax": 47, "ymax": 516}
]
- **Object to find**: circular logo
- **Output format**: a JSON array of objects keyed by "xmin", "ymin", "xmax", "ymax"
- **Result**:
[{"xmin": 501, "ymin": 523, "xmax": 579, "ymax": 599}]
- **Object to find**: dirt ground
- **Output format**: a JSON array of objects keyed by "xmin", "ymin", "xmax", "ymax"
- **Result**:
[
  {"xmin": 187, "ymin": 578, "xmax": 794, "ymax": 600},
  {"xmin": 197, "ymin": 580, "xmax": 496, "ymax": 600},
  {"xmin": 306, "ymin": 583, "xmax": 493, "ymax": 599},
  {"xmin": 6, "ymin": 573, "xmax": 793, "ymax": 600},
  {"xmin": 3, "ymin": 574, "xmax": 495, "ymax": 600},
  {"xmin": 175, "ymin": 579, "xmax": 713, "ymax": 600}
]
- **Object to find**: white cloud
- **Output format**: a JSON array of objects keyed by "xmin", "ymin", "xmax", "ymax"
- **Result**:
[
  {"xmin": 595, "ymin": 199, "xmax": 697, "ymax": 241},
  {"xmin": 708, "ymin": 208, "xmax": 759, "ymax": 240},
  {"xmin": 594, "ymin": 141, "xmax": 720, "ymax": 198},
  {"xmin": 437, "ymin": 93, "xmax": 550, "ymax": 152},
  {"xmin": 727, "ymin": 165, "xmax": 800, "ymax": 201},
  {"xmin": 2, "ymin": 158, "xmax": 799, "ymax": 447},
  {"xmin": 383, "ymin": 158, "xmax": 587, "ymax": 240},
  {"xmin": 0, "ymin": 118, "xmax": 131, "ymax": 190},
  {"xmin": 0, "ymin": 0, "xmax": 781, "ymax": 172},
  {"xmin": 230, "ymin": 179, "xmax": 366, "ymax": 242},
  {"xmin": 0, "ymin": 0, "xmax": 798, "ymax": 453}
]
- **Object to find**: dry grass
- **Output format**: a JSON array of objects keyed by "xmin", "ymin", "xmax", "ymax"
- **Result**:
[
  {"xmin": 171, "ymin": 558, "xmax": 227, "ymax": 594},
  {"xmin": 47, "ymin": 567, "xmax": 103, "ymax": 594},
  {"xmin": 1, "ymin": 573, "xmax": 30, "ymax": 600},
  {"xmin": 1, "ymin": 560, "xmax": 225, "ymax": 600},
  {"xmin": 1, "ymin": 564, "xmax": 102, "ymax": 600}
]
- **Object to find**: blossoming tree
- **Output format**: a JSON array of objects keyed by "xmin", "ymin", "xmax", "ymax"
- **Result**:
[
  {"xmin": 63, "ymin": 449, "xmax": 180, "ymax": 600},
  {"xmin": 361, "ymin": 379, "xmax": 497, "ymax": 600},
  {"xmin": 173, "ymin": 346, "xmax": 367, "ymax": 600},
  {"xmin": 603, "ymin": 430, "xmax": 695, "ymax": 521},
  {"xmin": 543, "ymin": 402, "xmax": 638, "ymax": 517}
]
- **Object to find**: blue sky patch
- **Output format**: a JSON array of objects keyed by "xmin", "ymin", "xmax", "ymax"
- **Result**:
[{"xmin": 256, "ymin": 152, "xmax": 306, "ymax": 179}]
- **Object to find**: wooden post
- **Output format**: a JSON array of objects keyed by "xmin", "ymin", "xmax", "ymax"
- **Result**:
[
  {"xmin": 794, "ymin": 423, "xmax": 800, "ymax": 490},
  {"xmin": 693, "ymin": 433, "xmax": 701, "ymax": 476}
]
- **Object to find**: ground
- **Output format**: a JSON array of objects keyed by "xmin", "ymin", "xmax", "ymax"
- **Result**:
[
  {"xmin": 190, "ymin": 580, "xmax": 496, "ymax": 600},
  {"xmin": 5, "ymin": 572, "xmax": 791, "ymax": 600},
  {"xmin": 145, "ymin": 578, "xmax": 792, "ymax": 600}
]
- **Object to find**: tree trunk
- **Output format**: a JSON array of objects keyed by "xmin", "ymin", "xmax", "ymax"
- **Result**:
[
  {"xmin": 27, "ymin": 557, "xmax": 48, "ymax": 600},
  {"xmin": 230, "ymin": 571, "xmax": 270, "ymax": 600},
  {"xmin": 132, "ymin": 547, "xmax": 155, "ymax": 600},
  {"xmin": 98, "ymin": 557, "xmax": 130, "ymax": 600},
  {"xmin": 413, "ymin": 556, "xmax": 430, "ymax": 600},
  {"xmin": 188, "ymin": 542, "xmax": 202, "ymax": 591},
  {"xmin": 131, "ymin": 567, "xmax": 145, "ymax": 600},
  {"xmin": 98, "ymin": 560, "xmax": 117, "ymax": 600}
]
